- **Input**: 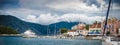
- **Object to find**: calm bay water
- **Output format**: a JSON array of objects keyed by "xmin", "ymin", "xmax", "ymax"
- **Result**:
[{"xmin": 0, "ymin": 36, "xmax": 102, "ymax": 45}]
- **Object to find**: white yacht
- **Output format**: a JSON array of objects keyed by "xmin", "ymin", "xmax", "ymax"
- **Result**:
[
  {"xmin": 103, "ymin": 36, "xmax": 120, "ymax": 45},
  {"xmin": 23, "ymin": 30, "xmax": 37, "ymax": 38}
]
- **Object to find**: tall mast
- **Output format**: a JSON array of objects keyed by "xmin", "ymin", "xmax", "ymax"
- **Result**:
[
  {"xmin": 54, "ymin": 24, "xmax": 56, "ymax": 36},
  {"xmin": 103, "ymin": 0, "xmax": 111, "ymax": 36},
  {"xmin": 47, "ymin": 25, "xmax": 49, "ymax": 36}
]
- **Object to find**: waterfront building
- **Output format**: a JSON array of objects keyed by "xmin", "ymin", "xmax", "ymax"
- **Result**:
[
  {"xmin": 71, "ymin": 23, "xmax": 88, "ymax": 36},
  {"xmin": 87, "ymin": 22, "xmax": 102, "ymax": 36},
  {"xmin": 101, "ymin": 17, "xmax": 120, "ymax": 36},
  {"xmin": 67, "ymin": 30, "xmax": 79, "ymax": 36}
]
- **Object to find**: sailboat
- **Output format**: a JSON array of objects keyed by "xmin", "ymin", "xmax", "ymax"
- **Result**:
[
  {"xmin": 52, "ymin": 24, "xmax": 58, "ymax": 38},
  {"xmin": 102, "ymin": 0, "xmax": 120, "ymax": 45},
  {"xmin": 45, "ymin": 25, "xmax": 51, "ymax": 38}
]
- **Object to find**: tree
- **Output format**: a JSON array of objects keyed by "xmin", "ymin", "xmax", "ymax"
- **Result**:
[
  {"xmin": 85, "ymin": 25, "xmax": 89, "ymax": 30},
  {"xmin": 93, "ymin": 21, "xmax": 98, "ymax": 24},
  {"xmin": 0, "ymin": 25, "xmax": 19, "ymax": 34},
  {"xmin": 60, "ymin": 28, "xmax": 68, "ymax": 34}
]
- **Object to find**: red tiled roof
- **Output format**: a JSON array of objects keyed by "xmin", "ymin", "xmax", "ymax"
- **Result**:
[
  {"xmin": 90, "ymin": 23, "xmax": 101, "ymax": 28},
  {"xmin": 68, "ymin": 30, "xmax": 76, "ymax": 32}
]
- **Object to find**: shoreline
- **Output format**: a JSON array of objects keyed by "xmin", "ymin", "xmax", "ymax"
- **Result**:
[{"xmin": 0, "ymin": 34, "xmax": 23, "ymax": 37}]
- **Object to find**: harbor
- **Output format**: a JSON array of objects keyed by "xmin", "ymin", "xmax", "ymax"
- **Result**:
[
  {"xmin": 0, "ymin": 0, "xmax": 120, "ymax": 45},
  {"xmin": 0, "ymin": 36, "xmax": 102, "ymax": 45},
  {"xmin": 1, "ymin": 16, "xmax": 120, "ymax": 45}
]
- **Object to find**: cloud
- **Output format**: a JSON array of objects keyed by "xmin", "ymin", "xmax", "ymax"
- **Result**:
[
  {"xmin": 0, "ymin": 0, "xmax": 19, "ymax": 9},
  {"xmin": 36, "ymin": 13, "xmax": 60, "ymax": 25},
  {"xmin": 59, "ymin": 13, "xmax": 105, "ymax": 24},
  {"xmin": 19, "ymin": 0, "xmax": 107, "ymax": 14},
  {"xmin": 24, "ymin": 13, "xmax": 105, "ymax": 25},
  {"xmin": 26, "ymin": 15, "xmax": 37, "ymax": 22},
  {"xmin": 111, "ymin": 3, "xmax": 120, "ymax": 10},
  {"xmin": 0, "ymin": 0, "xmax": 120, "ymax": 25},
  {"xmin": 46, "ymin": 0, "xmax": 100, "ymax": 13},
  {"xmin": 1, "ymin": 8, "xmax": 45, "ymax": 20}
]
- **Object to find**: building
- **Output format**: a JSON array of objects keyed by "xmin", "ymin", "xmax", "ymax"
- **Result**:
[
  {"xmin": 102, "ymin": 17, "xmax": 120, "ymax": 35},
  {"xmin": 119, "ymin": 28, "xmax": 120, "ymax": 34},
  {"xmin": 88, "ymin": 22, "xmax": 102, "ymax": 36},
  {"xmin": 67, "ymin": 30, "xmax": 79, "ymax": 36},
  {"xmin": 71, "ymin": 23, "xmax": 87, "ymax": 36}
]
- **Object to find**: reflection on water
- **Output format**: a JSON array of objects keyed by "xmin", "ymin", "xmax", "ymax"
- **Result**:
[{"xmin": 0, "ymin": 37, "xmax": 102, "ymax": 45}]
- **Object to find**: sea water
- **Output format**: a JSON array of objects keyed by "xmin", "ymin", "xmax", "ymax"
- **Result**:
[{"xmin": 0, "ymin": 36, "xmax": 102, "ymax": 45}]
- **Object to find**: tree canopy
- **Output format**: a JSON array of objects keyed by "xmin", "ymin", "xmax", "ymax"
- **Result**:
[
  {"xmin": 60, "ymin": 28, "xmax": 68, "ymax": 34},
  {"xmin": 0, "ymin": 25, "xmax": 19, "ymax": 34},
  {"xmin": 85, "ymin": 25, "xmax": 89, "ymax": 30}
]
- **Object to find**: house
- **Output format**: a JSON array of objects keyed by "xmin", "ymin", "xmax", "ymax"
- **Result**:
[
  {"xmin": 87, "ymin": 22, "xmax": 102, "ymax": 36},
  {"xmin": 71, "ymin": 23, "xmax": 87, "ymax": 36},
  {"xmin": 67, "ymin": 30, "xmax": 79, "ymax": 36},
  {"xmin": 101, "ymin": 17, "xmax": 120, "ymax": 35}
]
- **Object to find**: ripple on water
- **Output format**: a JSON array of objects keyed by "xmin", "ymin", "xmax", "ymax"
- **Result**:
[{"xmin": 0, "ymin": 37, "xmax": 102, "ymax": 45}]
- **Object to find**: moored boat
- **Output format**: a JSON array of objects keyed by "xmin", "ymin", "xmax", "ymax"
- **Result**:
[{"xmin": 22, "ymin": 30, "xmax": 37, "ymax": 38}]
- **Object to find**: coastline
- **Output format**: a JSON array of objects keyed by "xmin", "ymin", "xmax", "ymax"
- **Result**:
[{"xmin": 0, "ymin": 34, "xmax": 23, "ymax": 37}]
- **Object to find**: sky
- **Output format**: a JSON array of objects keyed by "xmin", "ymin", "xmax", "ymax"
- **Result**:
[{"xmin": 0, "ymin": 0, "xmax": 120, "ymax": 25}]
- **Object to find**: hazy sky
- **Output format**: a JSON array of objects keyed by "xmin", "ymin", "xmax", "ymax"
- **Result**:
[{"xmin": 0, "ymin": 0, "xmax": 120, "ymax": 25}]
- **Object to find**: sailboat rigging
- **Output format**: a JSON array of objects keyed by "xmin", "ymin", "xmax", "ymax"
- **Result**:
[{"xmin": 103, "ymin": 0, "xmax": 111, "ymax": 36}]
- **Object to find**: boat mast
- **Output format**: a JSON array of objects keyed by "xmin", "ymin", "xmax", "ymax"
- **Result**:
[
  {"xmin": 54, "ymin": 24, "xmax": 56, "ymax": 36},
  {"xmin": 47, "ymin": 25, "xmax": 49, "ymax": 36},
  {"xmin": 103, "ymin": 0, "xmax": 111, "ymax": 36}
]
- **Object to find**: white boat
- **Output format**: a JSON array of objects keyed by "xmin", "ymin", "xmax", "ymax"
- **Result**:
[
  {"xmin": 103, "ymin": 37, "xmax": 120, "ymax": 45},
  {"xmin": 23, "ymin": 30, "xmax": 37, "ymax": 38},
  {"xmin": 92, "ymin": 36, "xmax": 102, "ymax": 40}
]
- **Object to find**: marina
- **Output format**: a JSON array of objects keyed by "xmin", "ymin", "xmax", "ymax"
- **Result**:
[
  {"xmin": 0, "ymin": 36, "xmax": 102, "ymax": 45},
  {"xmin": 0, "ymin": 0, "xmax": 120, "ymax": 45}
]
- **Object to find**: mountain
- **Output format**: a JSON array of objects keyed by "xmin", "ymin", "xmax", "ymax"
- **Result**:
[
  {"xmin": 0, "ymin": 15, "xmax": 79, "ymax": 35},
  {"xmin": 0, "ymin": 15, "xmax": 47, "ymax": 35},
  {"xmin": 48, "ymin": 21, "xmax": 79, "ymax": 33}
]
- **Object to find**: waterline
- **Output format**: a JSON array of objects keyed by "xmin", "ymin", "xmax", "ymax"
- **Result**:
[{"xmin": 0, "ymin": 36, "xmax": 102, "ymax": 45}]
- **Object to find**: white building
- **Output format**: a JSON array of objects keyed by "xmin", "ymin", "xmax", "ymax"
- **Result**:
[
  {"xmin": 71, "ymin": 25, "xmax": 77, "ymax": 30},
  {"xmin": 88, "ymin": 23, "xmax": 102, "ymax": 36},
  {"xmin": 67, "ymin": 30, "xmax": 79, "ymax": 36},
  {"xmin": 71, "ymin": 23, "xmax": 86, "ymax": 36},
  {"xmin": 88, "ymin": 28, "xmax": 101, "ymax": 35}
]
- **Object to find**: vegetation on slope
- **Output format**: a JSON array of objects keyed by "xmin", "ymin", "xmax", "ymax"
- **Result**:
[{"xmin": 0, "ymin": 25, "xmax": 19, "ymax": 34}]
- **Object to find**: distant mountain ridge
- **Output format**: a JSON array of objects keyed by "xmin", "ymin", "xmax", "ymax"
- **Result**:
[
  {"xmin": 0, "ymin": 15, "xmax": 80, "ymax": 35},
  {"xmin": 0, "ymin": 15, "xmax": 47, "ymax": 35}
]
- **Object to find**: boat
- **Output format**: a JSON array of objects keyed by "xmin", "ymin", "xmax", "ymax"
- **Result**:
[
  {"xmin": 92, "ymin": 36, "xmax": 102, "ymax": 40},
  {"xmin": 102, "ymin": 0, "xmax": 120, "ymax": 45},
  {"xmin": 103, "ymin": 36, "xmax": 120, "ymax": 45},
  {"xmin": 22, "ymin": 30, "xmax": 37, "ymax": 38}
]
